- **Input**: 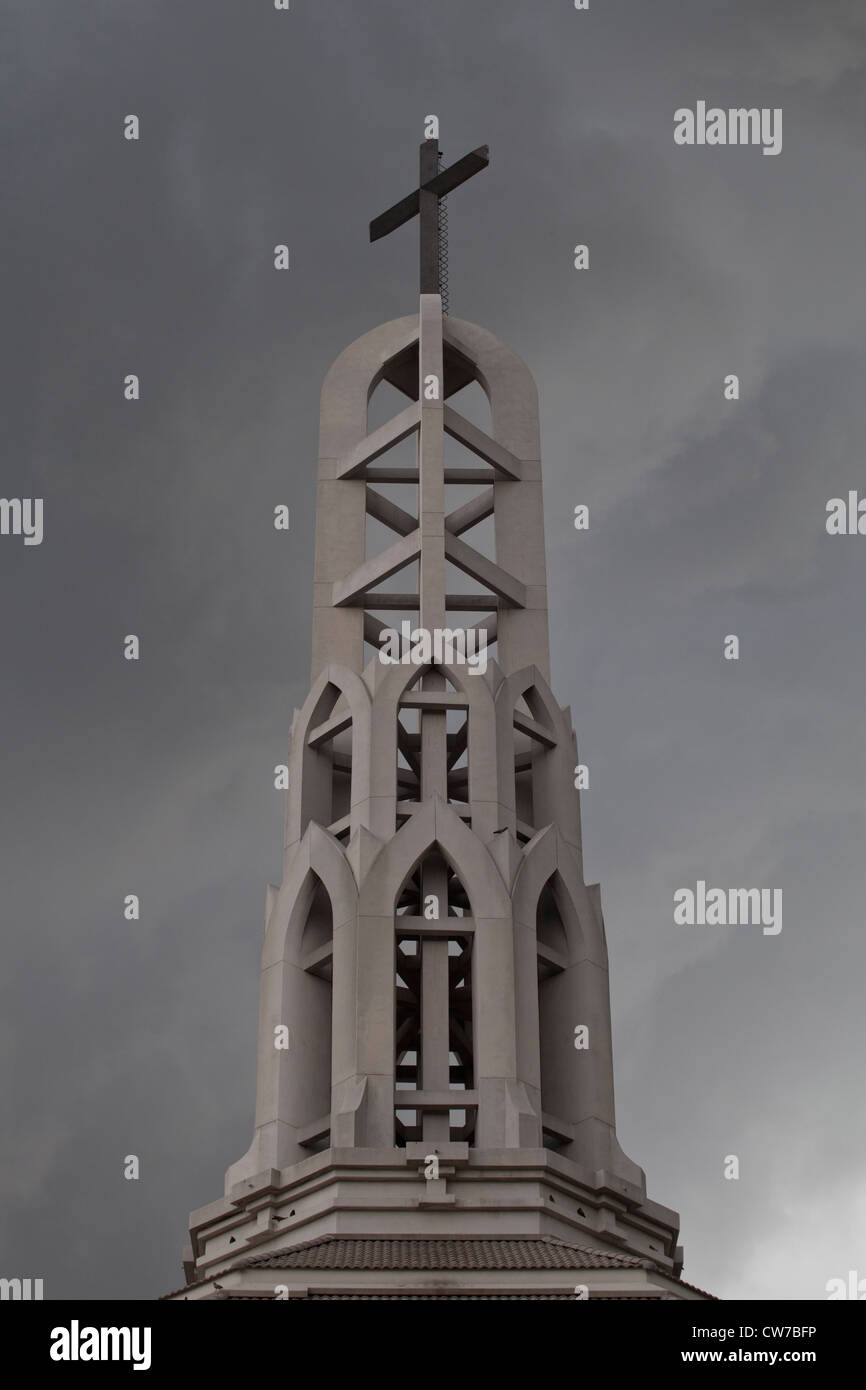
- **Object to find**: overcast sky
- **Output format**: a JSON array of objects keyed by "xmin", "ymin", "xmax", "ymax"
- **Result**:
[{"xmin": 2, "ymin": 0, "xmax": 865, "ymax": 1301}]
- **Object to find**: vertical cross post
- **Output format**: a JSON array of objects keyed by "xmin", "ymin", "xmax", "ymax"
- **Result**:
[
  {"xmin": 418, "ymin": 270, "xmax": 449, "ymax": 1141},
  {"xmin": 369, "ymin": 137, "xmax": 488, "ymax": 298},
  {"xmin": 419, "ymin": 139, "xmax": 440, "ymax": 296}
]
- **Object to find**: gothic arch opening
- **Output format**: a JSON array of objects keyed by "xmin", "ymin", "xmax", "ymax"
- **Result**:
[
  {"xmin": 394, "ymin": 847, "xmax": 474, "ymax": 1147},
  {"xmin": 536, "ymin": 873, "xmax": 571, "ymax": 1152},
  {"xmin": 301, "ymin": 681, "xmax": 355, "ymax": 841},
  {"xmin": 537, "ymin": 876, "xmax": 568, "ymax": 958},
  {"xmin": 395, "ymin": 669, "xmax": 471, "ymax": 827},
  {"xmin": 511, "ymin": 683, "xmax": 558, "ymax": 841},
  {"xmin": 297, "ymin": 872, "xmax": 334, "ymax": 1154},
  {"xmin": 301, "ymin": 875, "xmax": 334, "ymax": 963}
]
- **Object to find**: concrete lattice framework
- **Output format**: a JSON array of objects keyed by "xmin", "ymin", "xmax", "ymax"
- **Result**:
[{"xmin": 168, "ymin": 291, "xmax": 708, "ymax": 1300}]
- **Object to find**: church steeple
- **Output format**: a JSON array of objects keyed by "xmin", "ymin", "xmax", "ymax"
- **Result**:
[
  {"xmin": 166, "ymin": 131, "xmax": 710, "ymax": 1302},
  {"xmin": 369, "ymin": 135, "xmax": 488, "ymax": 296}
]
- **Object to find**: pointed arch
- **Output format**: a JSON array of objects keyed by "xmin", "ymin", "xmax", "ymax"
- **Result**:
[
  {"xmin": 512, "ymin": 825, "xmax": 605, "ymax": 964},
  {"xmin": 393, "ymin": 841, "xmax": 476, "ymax": 1146},
  {"xmin": 510, "ymin": 826, "xmax": 623, "ymax": 1163},
  {"xmin": 265, "ymin": 821, "xmax": 358, "ymax": 969},
  {"xmin": 359, "ymin": 796, "xmax": 511, "ymax": 920},
  {"xmin": 497, "ymin": 664, "xmax": 564, "ymax": 731},
  {"xmin": 370, "ymin": 658, "xmax": 502, "ymax": 838},
  {"xmin": 286, "ymin": 664, "xmax": 372, "ymax": 849},
  {"xmin": 227, "ymin": 826, "xmax": 358, "ymax": 1179},
  {"xmin": 359, "ymin": 798, "xmax": 513, "ymax": 1151},
  {"xmin": 537, "ymin": 878, "xmax": 568, "ymax": 957},
  {"xmin": 495, "ymin": 666, "xmax": 576, "ymax": 841}
]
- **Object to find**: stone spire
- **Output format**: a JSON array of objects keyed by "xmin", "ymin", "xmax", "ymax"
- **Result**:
[{"xmin": 166, "ymin": 134, "xmax": 710, "ymax": 1302}]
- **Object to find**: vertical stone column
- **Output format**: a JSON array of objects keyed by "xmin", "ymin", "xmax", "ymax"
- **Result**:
[
  {"xmin": 418, "ymin": 292, "xmax": 451, "ymax": 1141},
  {"xmin": 418, "ymin": 293, "xmax": 446, "ymax": 633},
  {"xmin": 309, "ymin": 316, "xmax": 418, "ymax": 683},
  {"xmin": 443, "ymin": 317, "xmax": 551, "ymax": 681}
]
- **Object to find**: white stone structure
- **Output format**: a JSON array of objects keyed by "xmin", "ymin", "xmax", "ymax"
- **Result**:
[{"xmin": 165, "ymin": 146, "xmax": 710, "ymax": 1301}]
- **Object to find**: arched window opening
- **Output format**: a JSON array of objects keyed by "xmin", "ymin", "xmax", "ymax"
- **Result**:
[
  {"xmin": 298, "ymin": 873, "xmax": 334, "ymax": 1153},
  {"xmin": 302, "ymin": 682, "xmax": 354, "ymax": 840},
  {"xmin": 396, "ymin": 671, "xmax": 471, "ymax": 824},
  {"xmin": 328, "ymin": 708, "xmax": 352, "ymax": 834},
  {"xmin": 394, "ymin": 849, "xmax": 475, "ymax": 1147},
  {"xmin": 512, "ymin": 685, "xmax": 557, "ymax": 841},
  {"xmin": 536, "ymin": 874, "xmax": 570, "ymax": 1153},
  {"xmin": 537, "ymin": 878, "xmax": 568, "ymax": 960}
]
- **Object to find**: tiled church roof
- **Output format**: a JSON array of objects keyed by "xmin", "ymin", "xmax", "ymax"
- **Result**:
[
  {"xmin": 162, "ymin": 1234, "xmax": 717, "ymax": 1298},
  {"xmin": 238, "ymin": 1234, "xmax": 647, "ymax": 1273}
]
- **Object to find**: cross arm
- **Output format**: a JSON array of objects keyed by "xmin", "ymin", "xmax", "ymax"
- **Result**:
[
  {"xmin": 369, "ymin": 144, "xmax": 490, "ymax": 243},
  {"xmin": 423, "ymin": 145, "xmax": 489, "ymax": 198},
  {"xmin": 370, "ymin": 189, "xmax": 421, "ymax": 242}
]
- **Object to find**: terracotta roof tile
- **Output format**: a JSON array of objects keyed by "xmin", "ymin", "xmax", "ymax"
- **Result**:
[
  {"xmin": 239, "ymin": 1235, "xmax": 645, "ymax": 1273},
  {"xmin": 163, "ymin": 1235, "xmax": 716, "ymax": 1298}
]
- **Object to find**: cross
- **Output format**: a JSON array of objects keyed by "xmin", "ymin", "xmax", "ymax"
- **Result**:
[{"xmin": 370, "ymin": 138, "xmax": 489, "ymax": 295}]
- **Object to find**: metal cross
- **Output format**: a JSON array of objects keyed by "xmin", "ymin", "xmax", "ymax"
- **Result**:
[{"xmin": 370, "ymin": 138, "xmax": 489, "ymax": 295}]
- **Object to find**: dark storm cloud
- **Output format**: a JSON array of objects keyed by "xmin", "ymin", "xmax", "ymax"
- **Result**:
[{"xmin": 1, "ymin": 0, "xmax": 863, "ymax": 1298}]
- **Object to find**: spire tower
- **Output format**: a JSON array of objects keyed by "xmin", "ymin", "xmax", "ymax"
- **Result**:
[{"xmin": 166, "ymin": 133, "xmax": 709, "ymax": 1302}]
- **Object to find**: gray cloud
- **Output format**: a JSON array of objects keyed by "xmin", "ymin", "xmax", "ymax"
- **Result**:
[{"xmin": 1, "ymin": 0, "xmax": 863, "ymax": 1299}]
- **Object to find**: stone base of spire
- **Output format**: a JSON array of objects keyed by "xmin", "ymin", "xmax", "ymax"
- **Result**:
[{"xmin": 163, "ymin": 1147, "xmax": 712, "ymax": 1300}]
